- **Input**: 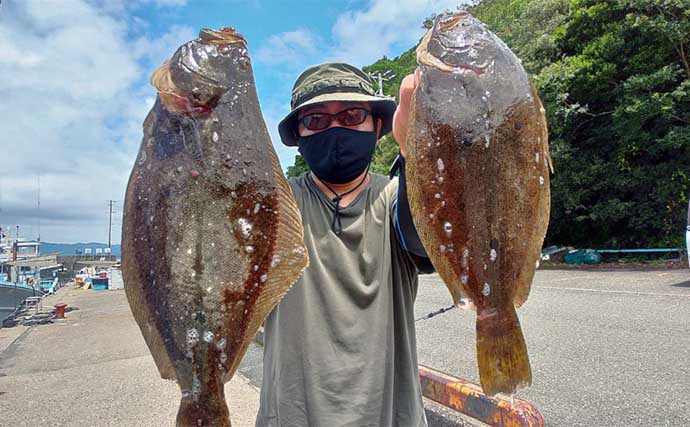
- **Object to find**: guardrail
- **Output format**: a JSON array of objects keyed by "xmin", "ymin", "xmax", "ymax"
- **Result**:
[{"xmin": 419, "ymin": 365, "xmax": 543, "ymax": 427}]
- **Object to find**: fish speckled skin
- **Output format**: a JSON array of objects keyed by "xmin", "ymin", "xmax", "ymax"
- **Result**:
[
  {"xmin": 406, "ymin": 13, "xmax": 551, "ymax": 396},
  {"xmin": 121, "ymin": 28, "xmax": 308, "ymax": 426}
]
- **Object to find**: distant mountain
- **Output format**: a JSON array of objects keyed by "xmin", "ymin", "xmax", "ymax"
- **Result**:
[{"xmin": 40, "ymin": 242, "xmax": 121, "ymax": 257}]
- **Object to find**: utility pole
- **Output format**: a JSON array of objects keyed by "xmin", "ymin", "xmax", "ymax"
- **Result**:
[
  {"xmin": 37, "ymin": 173, "xmax": 41, "ymax": 242},
  {"xmin": 107, "ymin": 200, "xmax": 117, "ymax": 254},
  {"xmin": 366, "ymin": 70, "xmax": 396, "ymax": 96}
]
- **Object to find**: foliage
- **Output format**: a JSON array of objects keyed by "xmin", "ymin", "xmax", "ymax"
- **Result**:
[
  {"xmin": 535, "ymin": 0, "xmax": 690, "ymax": 247},
  {"xmin": 286, "ymin": 154, "xmax": 309, "ymax": 178},
  {"xmin": 362, "ymin": 48, "xmax": 419, "ymax": 176},
  {"xmin": 370, "ymin": 134, "xmax": 401, "ymax": 175}
]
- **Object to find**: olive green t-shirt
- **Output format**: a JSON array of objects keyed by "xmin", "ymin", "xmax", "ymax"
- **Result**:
[{"xmin": 256, "ymin": 173, "xmax": 427, "ymax": 427}]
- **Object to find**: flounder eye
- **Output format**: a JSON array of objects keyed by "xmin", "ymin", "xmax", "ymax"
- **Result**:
[
  {"xmin": 219, "ymin": 45, "xmax": 232, "ymax": 55},
  {"xmin": 238, "ymin": 56, "xmax": 250, "ymax": 72}
]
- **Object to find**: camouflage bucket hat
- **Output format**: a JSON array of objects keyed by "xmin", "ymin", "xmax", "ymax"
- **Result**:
[{"xmin": 278, "ymin": 62, "xmax": 397, "ymax": 147}]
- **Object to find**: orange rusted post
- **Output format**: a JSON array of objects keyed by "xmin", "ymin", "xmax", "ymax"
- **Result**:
[{"xmin": 419, "ymin": 365, "xmax": 543, "ymax": 427}]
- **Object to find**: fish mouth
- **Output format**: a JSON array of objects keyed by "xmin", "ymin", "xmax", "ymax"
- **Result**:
[
  {"xmin": 177, "ymin": 58, "xmax": 223, "ymax": 87},
  {"xmin": 151, "ymin": 27, "xmax": 248, "ymax": 115},
  {"xmin": 417, "ymin": 12, "xmax": 491, "ymax": 74},
  {"xmin": 438, "ymin": 12, "xmax": 468, "ymax": 32},
  {"xmin": 177, "ymin": 27, "xmax": 248, "ymax": 86},
  {"xmin": 199, "ymin": 27, "xmax": 248, "ymax": 49},
  {"xmin": 151, "ymin": 59, "xmax": 217, "ymax": 115}
]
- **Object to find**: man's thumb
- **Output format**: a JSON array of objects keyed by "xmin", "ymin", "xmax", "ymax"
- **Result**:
[{"xmin": 398, "ymin": 73, "xmax": 416, "ymax": 107}]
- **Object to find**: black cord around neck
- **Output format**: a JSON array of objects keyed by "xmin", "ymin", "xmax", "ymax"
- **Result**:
[{"xmin": 318, "ymin": 166, "xmax": 370, "ymax": 235}]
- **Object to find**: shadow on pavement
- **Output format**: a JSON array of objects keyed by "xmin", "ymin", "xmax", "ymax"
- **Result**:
[{"xmin": 670, "ymin": 279, "xmax": 690, "ymax": 288}]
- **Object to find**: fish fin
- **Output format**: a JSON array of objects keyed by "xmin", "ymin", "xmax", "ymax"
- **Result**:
[
  {"xmin": 123, "ymin": 262, "xmax": 179, "ymax": 381},
  {"xmin": 476, "ymin": 306, "xmax": 531, "ymax": 396},
  {"xmin": 431, "ymin": 256, "xmax": 471, "ymax": 310},
  {"xmin": 531, "ymin": 81, "xmax": 554, "ymax": 174},
  {"xmin": 122, "ymin": 183, "xmax": 178, "ymax": 381},
  {"xmin": 225, "ymin": 134, "xmax": 309, "ymax": 380},
  {"xmin": 545, "ymin": 146, "xmax": 554, "ymax": 175},
  {"xmin": 176, "ymin": 396, "xmax": 230, "ymax": 427}
]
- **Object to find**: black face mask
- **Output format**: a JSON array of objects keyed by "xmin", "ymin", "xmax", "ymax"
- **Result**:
[{"xmin": 297, "ymin": 127, "xmax": 377, "ymax": 184}]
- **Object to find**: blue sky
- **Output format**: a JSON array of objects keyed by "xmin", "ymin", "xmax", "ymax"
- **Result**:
[{"xmin": 0, "ymin": 0, "xmax": 464, "ymax": 243}]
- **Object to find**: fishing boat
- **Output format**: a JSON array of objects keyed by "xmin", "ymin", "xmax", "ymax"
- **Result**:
[
  {"xmin": 0, "ymin": 236, "xmax": 64, "ymax": 324},
  {"xmin": 0, "ymin": 280, "xmax": 44, "ymax": 324},
  {"xmin": 0, "ymin": 237, "xmax": 41, "ymax": 263}
]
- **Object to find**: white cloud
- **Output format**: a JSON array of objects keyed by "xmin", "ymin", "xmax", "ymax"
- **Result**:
[
  {"xmin": 148, "ymin": 0, "xmax": 188, "ymax": 6},
  {"xmin": 331, "ymin": 0, "xmax": 466, "ymax": 66},
  {"xmin": 255, "ymin": 29, "xmax": 321, "ymax": 68},
  {"xmin": 91, "ymin": 0, "xmax": 188, "ymax": 12},
  {"xmin": 131, "ymin": 24, "xmax": 196, "ymax": 69},
  {"xmin": 0, "ymin": 0, "xmax": 192, "ymax": 244},
  {"xmin": 254, "ymin": 28, "xmax": 320, "ymax": 169},
  {"xmin": 261, "ymin": 101, "xmax": 299, "ymax": 170}
]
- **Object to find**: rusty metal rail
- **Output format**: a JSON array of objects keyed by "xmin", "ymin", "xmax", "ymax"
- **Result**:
[{"xmin": 419, "ymin": 365, "xmax": 544, "ymax": 427}]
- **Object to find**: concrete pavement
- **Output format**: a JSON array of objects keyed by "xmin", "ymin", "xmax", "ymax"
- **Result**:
[{"xmin": 0, "ymin": 284, "xmax": 260, "ymax": 427}]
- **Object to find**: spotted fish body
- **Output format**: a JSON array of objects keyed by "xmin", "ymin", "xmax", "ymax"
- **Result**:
[
  {"xmin": 121, "ymin": 28, "xmax": 308, "ymax": 426},
  {"xmin": 406, "ymin": 13, "xmax": 551, "ymax": 396}
]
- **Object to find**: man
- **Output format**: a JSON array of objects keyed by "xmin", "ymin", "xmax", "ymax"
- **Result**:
[{"xmin": 256, "ymin": 63, "xmax": 431, "ymax": 427}]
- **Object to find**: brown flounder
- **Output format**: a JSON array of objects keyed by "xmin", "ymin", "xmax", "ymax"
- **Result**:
[
  {"xmin": 121, "ymin": 28, "xmax": 308, "ymax": 426},
  {"xmin": 406, "ymin": 13, "xmax": 551, "ymax": 396}
]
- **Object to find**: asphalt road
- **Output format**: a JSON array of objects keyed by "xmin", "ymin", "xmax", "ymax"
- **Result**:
[
  {"xmin": 414, "ymin": 269, "xmax": 690, "ymax": 427},
  {"xmin": 238, "ymin": 268, "xmax": 690, "ymax": 427}
]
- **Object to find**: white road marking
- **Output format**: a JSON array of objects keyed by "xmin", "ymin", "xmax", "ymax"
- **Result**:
[
  {"xmin": 535, "ymin": 286, "xmax": 690, "ymax": 298},
  {"xmin": 543, "ymin": 276, "xmax": 591, "ymax": 282}
]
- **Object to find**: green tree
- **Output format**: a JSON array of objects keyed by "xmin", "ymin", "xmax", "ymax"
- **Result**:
[
  {"xmin": 286, "ymin": 154, "xmax": 309, "ymax": 178},
  {"xmin": 536, "ymin": 0, "xmax": 690, "ymax": 247}
]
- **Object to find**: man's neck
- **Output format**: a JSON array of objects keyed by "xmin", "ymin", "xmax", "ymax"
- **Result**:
[{"xmin": 310, "ymin": 169, "xmax": 370, "ymax": 205}]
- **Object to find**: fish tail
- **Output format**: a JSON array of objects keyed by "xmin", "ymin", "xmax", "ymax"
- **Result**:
[
  {"xmin": 475, "ymin": 306, "xmax": 531, "ymax": 396},
  {"xmin": 176, "ymin": 396, "xmax": 231, "ymax": 427}
]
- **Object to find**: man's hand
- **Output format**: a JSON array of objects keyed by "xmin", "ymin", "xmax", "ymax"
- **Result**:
[{"xmin": 392, "ymin": 70, "xmax": 419, "ymax": 158}]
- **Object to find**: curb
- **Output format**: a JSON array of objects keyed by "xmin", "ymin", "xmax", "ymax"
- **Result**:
[
  {"xmin": 424, "ymin": 397, "xmax": 490, "ymax": 427},
  {"xmin": 0, "ymin": 326, "xmax": 31, "ymax": 357}
]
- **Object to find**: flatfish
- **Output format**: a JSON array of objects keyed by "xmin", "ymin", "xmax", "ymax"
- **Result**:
[
  {"xmin": 121, "ymin": 28, "xmax": 308, "ymax": 426},
  {"xmin": 406, "ymin": 12, "xmax": 551, "ymax": 396}
]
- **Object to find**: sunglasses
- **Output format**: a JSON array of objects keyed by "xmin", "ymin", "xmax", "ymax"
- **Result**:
[{"xmin": 299, "ymin": 107, "xmax": 371, "ymax": 131}]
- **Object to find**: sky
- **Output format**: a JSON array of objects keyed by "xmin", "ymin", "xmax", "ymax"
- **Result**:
[{"xmin": 0, "ymin": 0, "xmax": 465, "ymax": 244}]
